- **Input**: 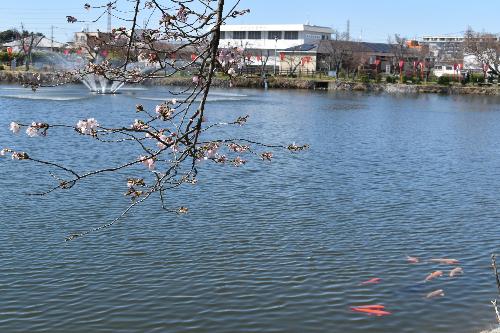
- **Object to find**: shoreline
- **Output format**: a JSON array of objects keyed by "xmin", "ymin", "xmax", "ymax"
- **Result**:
[{"xmin": 2, "ymin": 70, "xmax": 500, "ymax": 96}]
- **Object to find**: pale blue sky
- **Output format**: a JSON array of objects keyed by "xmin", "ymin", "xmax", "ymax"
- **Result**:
[{"xmin": 0, "ymin": 0, "xmax": 498, "ymax": 42}]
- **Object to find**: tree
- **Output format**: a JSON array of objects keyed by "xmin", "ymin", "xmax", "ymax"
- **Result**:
[
  {"xmin": 0, "ymin": 29, "xmax": 22, "ymax": 44},
  {"xmin": 388, "ymin": 34, "xmax": 408, "ymax": 75},
  {"xmin": 463, "ymin": 27, "xmax": 500, "ymax": 78},
  {"xmin": 3, "ymin": 0, "xmax": 307, "ymax": 240},
  {"xmin": 317, "ymin": 30, "xmax": 354, "ymax": 79}
]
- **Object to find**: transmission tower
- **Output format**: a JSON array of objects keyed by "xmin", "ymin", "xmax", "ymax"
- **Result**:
[{"xmin": 107, "ymin": 2, "xmax": 112, "ymax": 32}]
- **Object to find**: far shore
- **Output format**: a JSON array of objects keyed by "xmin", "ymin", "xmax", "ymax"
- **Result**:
[{"xmin": 2, "ymin": 70, "xmax": 500, "ymax": 96}]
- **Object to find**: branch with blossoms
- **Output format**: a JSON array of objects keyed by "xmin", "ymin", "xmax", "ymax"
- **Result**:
[{"xmin": 4, "ymin": 0, "xmax": 308, "ymax": 241}]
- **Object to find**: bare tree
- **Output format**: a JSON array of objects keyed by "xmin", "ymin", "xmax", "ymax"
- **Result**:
[
  {"xmin": 388, "ymin": 34, "xmax": 408, "ymax": 75},
  {"xmin": 20, "ymin": 26, "xmax": 43, "ymax": 71},
  {"xmin": 3, "ymin": 0, "xmax": 307, "ymax": 241},
  {"xmin": 317, "ymin": 30, "xmax": 354, "ymax": 79}
]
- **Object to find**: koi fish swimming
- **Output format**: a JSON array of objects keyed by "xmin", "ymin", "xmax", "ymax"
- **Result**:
[
  {"xmin": 425, "ymin": 271, "xmax": 443, "ymax": 282},
  {"xmin": 360, "ymin": 278, "xmax": 381, "ymax": 285},
  {"xmin": 351, "ymin": 305, "xmax": 392, "ymax": 316},
  {"xmin": 426, "ymin": 289, "xmax": 445, "ymax": 299},
  {"xmin": 449, "ymin": 267, "xmax": 463, "ymax": 277},
  {"xmin": 430, "ymin": 258, "xmax": 459, "ymax": 265},
  {"xmin": 406, "ymin": 256, "xmax": 420, "ymax": 264}
]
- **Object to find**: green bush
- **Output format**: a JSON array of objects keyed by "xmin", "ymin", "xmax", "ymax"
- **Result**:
[
  {"xmin": 472, "ymin": 74, "xmax": 485, "ymax": 83},
  {"xmin": 386, "ymin": 76, "xmax": 397, "ymax": 83},
  {"xmin": 375, "ymin": 74, "xmax": 382, "ymax": 83},
  {"xmin": 437, "ymin": 75, "xmax": 451, "ymax": 86},
  {"xmin": 359, "ymin": 74, "xmax": 370, "ymax": 83}
]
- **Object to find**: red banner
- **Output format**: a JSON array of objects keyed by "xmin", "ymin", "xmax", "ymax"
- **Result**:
[{"xmin": 399, "ymin": 60, "xmax": 405, "ymax": 69}]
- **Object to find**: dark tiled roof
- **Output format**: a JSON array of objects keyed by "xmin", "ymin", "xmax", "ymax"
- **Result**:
[
  {"xmin": 284, "ymin": 43, "xmax": 318, "ymax": 52},
  {"xmin": 358, "ymin": 42, "xmax": 393, "ymax": 53},
  {"xmin": 316, "ymin": 40, "xmax": 393, "ymax": 54}
]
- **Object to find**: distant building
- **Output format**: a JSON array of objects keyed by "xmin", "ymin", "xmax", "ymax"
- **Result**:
[
  {"xmin": 219, "ymin": 24, "xmax": 334, "ymax": 68},
  {"xmin": 279, "ymin": 40, "xmax": 394, "ymax": 74},
  {"xmin": 420, "ymin": 35, "xmax": 464, "ymax": 63},
  {"xmin": 2, "ymin": 36, "xmax": 65, "ymax": 52}
]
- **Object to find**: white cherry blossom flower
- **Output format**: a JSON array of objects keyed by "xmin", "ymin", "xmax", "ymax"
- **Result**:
[{"xmin": 9, "ymin": 122, "xmax": 20, "ymax": 134}]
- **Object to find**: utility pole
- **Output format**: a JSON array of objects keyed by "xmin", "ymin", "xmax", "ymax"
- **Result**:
[
  {"xmin": 107, "ymin": 2, "xmax": 112, "ymax": 32},
  {"xmin": 51, "ymin": 25, "xmax": 54, "ymax": 51},
  {"xmin": 346, "ymin": 19, "xmax": 350, "ymax": 41}
]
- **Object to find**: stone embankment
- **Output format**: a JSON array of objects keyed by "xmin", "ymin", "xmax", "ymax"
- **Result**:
[
  {"xmin": 2, "ymin": 70, "xmax": 500, "ymax": 96},
  {"xmin": 0, "ymin": 71, "xmax": 66, "ymax": 85}
]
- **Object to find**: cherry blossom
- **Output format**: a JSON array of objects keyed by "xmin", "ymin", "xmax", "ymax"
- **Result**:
[
  {"xmin": 157, "ymin": 134, "xmax": 174, "ymax": 149},
  {"xmin": 11, "ymin": 151, "xmax": 29, "ymax": 160},
  {"xmin": 76, "ymin": 118, "xmax": 99, "ymax": 135},
  {"xmin": 155, "ymin": 104, "xmax": 173, "ymax": 120},
  {"xmin": 131, "ymin": 119, "xmax": 148, "ymax": 130},
  {"xmin": 26, "ymin": 126, "xmax": 38, "ymax": 137},
  {"xmin": 232, "ymin": 156, "xmax": 246, "ymax": 167},
  {"xmin": 9, "ymin": 122, "xmax": 20, "ymax": 134},
  {"xmin": 139, "ymin": 155, "xmax": 156, "ymax": 170},
  {"xmin": 261, "ymin": 152, "xmax": 273, "ymax": 161}
]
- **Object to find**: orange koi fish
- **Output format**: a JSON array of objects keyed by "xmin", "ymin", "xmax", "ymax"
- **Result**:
[
  {"xmin": 351, "ymin": 306, "xmax": 392, "ymax": 316},
  {"xmin": 425, "ymin": 270, "xmax": 443, "ymax": 282}
]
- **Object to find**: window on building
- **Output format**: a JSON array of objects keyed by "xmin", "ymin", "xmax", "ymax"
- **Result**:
[
  {"xmin": 268, "ymin": 31, "xmax": 282, "ymax": 39},
  {"xmin": 284, "ymin": 31, "xmax": 299, "ymax": 40},
  {"xmin": 248, "ymin": 31, "xmax": 261, "ymax": 39},
  {"xmin": 446, "ymin": 66, "xmax": 453, "ymax": 70},
  {"xmin": 220, "ymin": 31, "xmax": 226, "ymax": 39},
  {"xmin": 233, "ymin": 31, "xmax": 246, "ymax": 39}
]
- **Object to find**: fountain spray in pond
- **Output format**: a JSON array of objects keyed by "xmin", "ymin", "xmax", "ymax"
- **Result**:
[{"xmin": 80, "ymin": 73, "xmax": 125, "ymax": 94}]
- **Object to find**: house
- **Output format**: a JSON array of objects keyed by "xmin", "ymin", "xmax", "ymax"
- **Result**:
[
  {"xmin": 2, "ymin": 36, "xmax": 65, "ymax": 53},
  {"xmin": 279, "ymin": 40, "xmax": 394, "ymax": 75}
]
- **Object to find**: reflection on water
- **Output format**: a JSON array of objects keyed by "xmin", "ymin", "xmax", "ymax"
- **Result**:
[{"xmin": 1, "ymin": 84, "xmax": 500, "ymax": 333}]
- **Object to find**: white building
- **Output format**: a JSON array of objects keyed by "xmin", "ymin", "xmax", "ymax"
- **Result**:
[
  {"xmin": 220, "ymin": 24, "xmax": 333, "ymax": 50},
  {"xmin": 219, "ymin": 24, "xmax": 333, "ymax": 69}
]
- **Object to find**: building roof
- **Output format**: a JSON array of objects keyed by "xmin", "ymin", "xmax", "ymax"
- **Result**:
[
  {"xmin": 3, "ymin": 36, "xmax": 65, "ymax": 49},
  {"xmin": 284, "ymin": 43, "xmax": 318, "ymax": 52},
  {"xmin": 316, "ymin": 40, "xmax": 393, "ymax": 54},
  {"xmin": 220, "ymin": 24, "xmax": 334, "ymax": 34}
]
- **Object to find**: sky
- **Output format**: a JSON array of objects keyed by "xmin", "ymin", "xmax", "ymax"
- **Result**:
[{"xmin": 0, "ymin": 0, "xmax": 498, "ymax": 43}]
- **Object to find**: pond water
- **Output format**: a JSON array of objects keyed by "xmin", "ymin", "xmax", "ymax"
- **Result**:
[{"xmin": 1, "ymin": 84, "xmax": 500, "ymax": 333}]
